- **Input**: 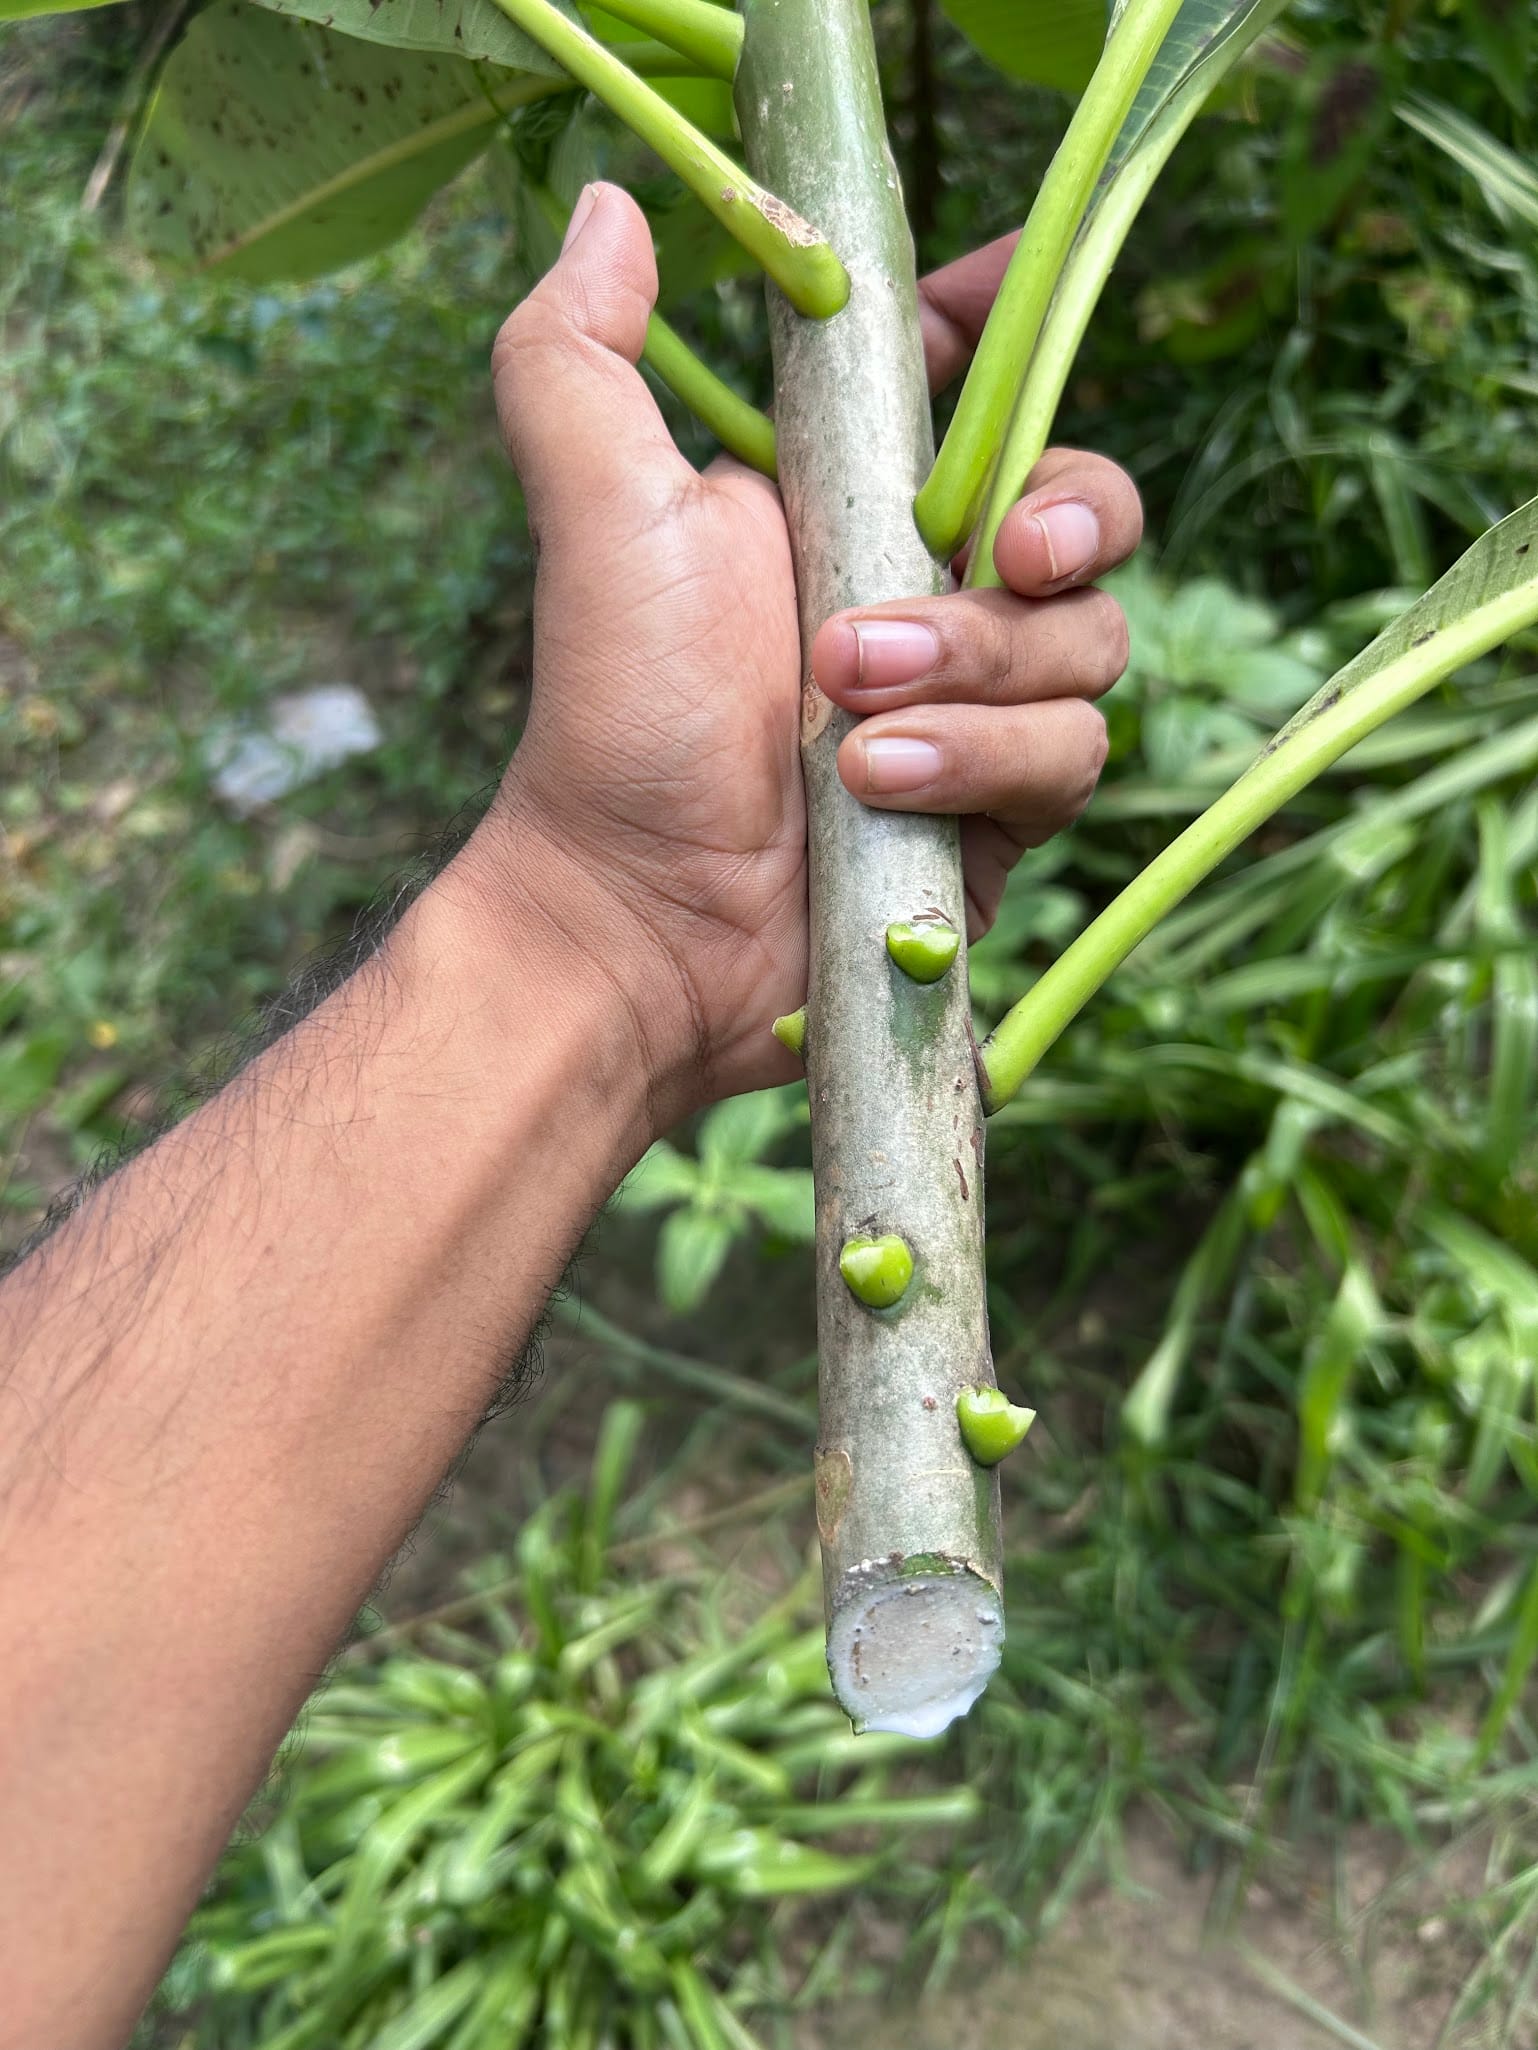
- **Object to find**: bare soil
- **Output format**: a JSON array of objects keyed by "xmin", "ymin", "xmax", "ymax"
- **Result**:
[{"xmin": 808, "ymin": 1818, "xmax": 1504, "ymax": 2050}]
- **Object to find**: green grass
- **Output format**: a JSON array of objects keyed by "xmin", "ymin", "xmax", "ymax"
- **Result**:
[
  {"xmin": 9, "ymin": 6, "xmax": 1538, "ymax": 2043},
  {"xmin": 157, "ymin": 1409, "xmax": 985, "ymax": 2050},
  {"xmin": 2, "ymin": 35, "xmax": 533, "ymax": 1225}
]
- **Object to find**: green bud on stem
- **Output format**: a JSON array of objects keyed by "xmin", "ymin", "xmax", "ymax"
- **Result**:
[
  {"xmin": 838, "ymin": 1234, "xmax": 914, "ymax": 1311},
  {"xmin": 885, "ymin": 920, "xmax": 960, "ymax": 984},
  {"xmin": 956, "ymin": 1386, "xmax": 1036, "ymax": 1467},
  {"xmin": 771, "ymin": 1007, "xmax": 807, "ymax": 1057}
]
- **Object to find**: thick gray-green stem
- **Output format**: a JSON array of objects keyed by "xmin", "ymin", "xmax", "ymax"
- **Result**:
[{"xmin": 736, "ymin": 0, "xmax": 1003, "ymax": 1737}]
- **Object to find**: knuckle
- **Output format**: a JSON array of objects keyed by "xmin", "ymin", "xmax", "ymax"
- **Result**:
[
  {"xmin": 1060, "ymin": 700, "xmax": 1108, "ymax": 822},
  {"xmin": 1092, "ymin": 591, "xmax": 1130, "ymax": 691},
  {"xmin": 1124, "ymin": 474, "xmax": 1146, "ymax": 545},
  {"xmin": 491, "ymin": 293, "xmax": 568, "ymax": 388},
  {"xmin": 989, "ymin": 604, "xmax": 1028, "ymax": 698}
]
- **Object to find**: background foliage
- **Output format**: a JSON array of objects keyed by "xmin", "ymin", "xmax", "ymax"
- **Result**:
[{"xmin": 5, "ymin": 0, "xmax": 1538, "ymax": 2041}]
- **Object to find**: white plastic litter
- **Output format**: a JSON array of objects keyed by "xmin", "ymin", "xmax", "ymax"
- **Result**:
[{"xmin": 205, "ymin": 685, "xmax": 382, "ymax": 813}]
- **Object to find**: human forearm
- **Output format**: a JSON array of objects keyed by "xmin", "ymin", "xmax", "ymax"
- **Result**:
[{"xmin": 0, "ymin": 832, "xmax": 657, "ymax": 2050}]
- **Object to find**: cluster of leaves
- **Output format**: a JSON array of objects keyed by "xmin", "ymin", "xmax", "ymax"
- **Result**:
[
  {"xmin": 158, "ymin": 1406, "xmax": 977, "ymax": 2050},
  {"xmin": 618, "ymin": 1088, "xmax": 812, "ymax": 1315},
  {"xmin": 963, "ymin": 613, "xmax": 1538, "ymax": 2018},
  {"xmin": 1039, "ymin": 0, "xmax": 1538, "ymax": 600}
]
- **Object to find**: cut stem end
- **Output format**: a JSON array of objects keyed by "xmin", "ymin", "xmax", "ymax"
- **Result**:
[{"xmin": 827, "ymin": 1563, "xmax": 1003, "ymax": 1736}]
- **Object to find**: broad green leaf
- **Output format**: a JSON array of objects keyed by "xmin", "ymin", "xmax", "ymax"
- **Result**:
[
  {"xmin": 941, "ymin": 0, "xmax": 1108, "ymax": 94},
  {"xmin": 698, "ymin": 1086, "xmax": 800, "ymax": 1170},
  {"xmin": 129, "ymin": 4, "xmax": 557, "ymax": 282},
  {"xmin": 1100, "ymin": 0, "xmax": 1282, "ymax": 190},
  {"xmin": 618, "ymin": 1141, "xmax": 701, "ymax": 1213},
  {"xmin": 0, "ymin": 1031, "xmax": 67, "ymax": 1118},
  {"xmin": 1142, "ymin": 697, "xmax": 1262, "ymax": 778},
  {"xmin": 1225, "ymin": 645, "xmax": 1322, "ymax": 717},
  {"xmin": 246, "ymin": 0, "xmax": 575, "ymax": 71},
  {"xmin": 1397, "ymin": 91, "xmax": 1538, "ymax": 237},
  {"xmin": 726, "ymin": 1164, "xmax": 816, "ymax": 1241},
  {"xmin": 0, "ymin": 0, "xmax": 122, "ymax": 18},
  {"xmin": 1460, "ymin": 0, "xmax": 1530, "ymax": 118},
  {"xmin": 1265, "ymin": 498, "xmax": 1538, "ymax": 761},
  {"xmin": 657, "ymin": 1206, "xmax": 737, "ymax": 1313}
]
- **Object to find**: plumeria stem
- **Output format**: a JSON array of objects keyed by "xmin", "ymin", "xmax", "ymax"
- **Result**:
[{"xmin": 737, "ymin": 0, "xmax": 1003, "ymax": 1742}]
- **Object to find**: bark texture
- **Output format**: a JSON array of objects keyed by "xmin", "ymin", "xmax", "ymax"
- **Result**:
[{"xmin": 736, "ymin": 0, "xmax": 1003, "ymax": 1736}]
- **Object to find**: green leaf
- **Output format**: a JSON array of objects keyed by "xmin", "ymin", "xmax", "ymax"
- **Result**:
[
  {"xmin": 247, "ymin": 0, "xmax": 574, "ymax": 70},
  {"xmin": 1460, "ymin": 0, "xmax": 1530, "ymax": 118},
  {"xmin": 1122, "ymin": 1187, "xmax": 1246, "ymax": 1445},
  {"xmin": 332, "ymin": 1748, "xmax": 493, "ymax": 1960},
  {"xmin": 618, "ymin": 1141, "xmax": 701, "ymax": 1214},
  {"xmin": 128, "ymin": 4, "xmax": 558, "ymax": 283},
  {"xmin": 0, "ymin": 0, "xmax": 122, "ymax": 18},
  {"xmin": 1397, "ymin": 91, "xmax": 1538, "ymax": 237},
  {"xmin": 1477, "ymin": 1557, "xmax": 1538, "ymax": 1762},
  {"xmin": 1099, "ymin": 0, "xmax": 1284, "ymax": 192},
  {"xmin": 371, "ymin": 1961, "xmax": 485, "ymax": 2050},
  {"xmin": 0, "ymin": 1031, "xmax": 67, "ymax": 1118},
  {"xmin": 1421, "ymin": 1203, "xmax": 1538, "ymax": 1359},
  {"xmin": 1143, "ymin": 697, "xmax": 1262, "ymax": 778},
  {"xmin": 1224, "ymin": 645, "xmax": 1322, "ymax": 718},
  {"xmin": 723, "ymin": 1164, "xmax": 816, "ymax": 1241},
  {"xmin": 1294, "ymin": 1265, "xmax": 1379, "ymax": 1511},
  {"xmin": 582, "ymin": 1398, "xmax": 645, "ymax": 1584},
  {"xmin": 1278, "ymin": 49, "xmax": 1394, "ymax": 244},
  {"xmin": 292, "ymin": 1724, "xmax": 483, "ymax": 1810},
  {"xmin": 657, "ymin": 1207, "xmax": 737, "ymax": 1314},
  {"xmin": 1162, "ymin": 576, "xmax": 1277, "ymax": 664},
  {"xmin": 698, "ymin": 1087, "xmax": 800, "ymax": 1171},
  {"xmin": 941, "ymin": 0, "xmax": 1108, "ymax": 93},
  {"xmin": 692, "ymin": 1827, "xmax": 876, "ymax": 1897}
]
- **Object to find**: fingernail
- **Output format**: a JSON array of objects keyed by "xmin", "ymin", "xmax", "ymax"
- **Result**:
[
  {"xmin": 1032, "ymin": 500, "xmax": 1100, "ymax": 583},
  {"xmin": 850, "ymin": 620, "xmax": 941, "ymax": 692},
  {"xmin": 862, "ymin": 737, "xmax": 943, "ymax": 794},
  {"xmin": 561, "ymin": 184, "xmax": 599, "ymax": 255}
]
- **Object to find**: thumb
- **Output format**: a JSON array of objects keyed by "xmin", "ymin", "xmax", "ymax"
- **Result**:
[{"xmin": 491, "ymin": 182, "xmax": 686, "ymax": 543}]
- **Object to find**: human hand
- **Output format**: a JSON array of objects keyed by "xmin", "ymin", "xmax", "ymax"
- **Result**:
[{"xmin": 459, "ymin": 182, "xmax": 1141, "ymax": 1126}]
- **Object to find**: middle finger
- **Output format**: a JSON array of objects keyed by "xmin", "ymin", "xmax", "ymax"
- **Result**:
[{"xmin": 810, "ymin": 585, "xmax": 1129, "ymax": 713}]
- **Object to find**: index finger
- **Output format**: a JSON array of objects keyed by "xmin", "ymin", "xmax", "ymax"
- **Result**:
[{"xmin": 918, "ymin": 232, "xmax": 1019, "ymax": 394}]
